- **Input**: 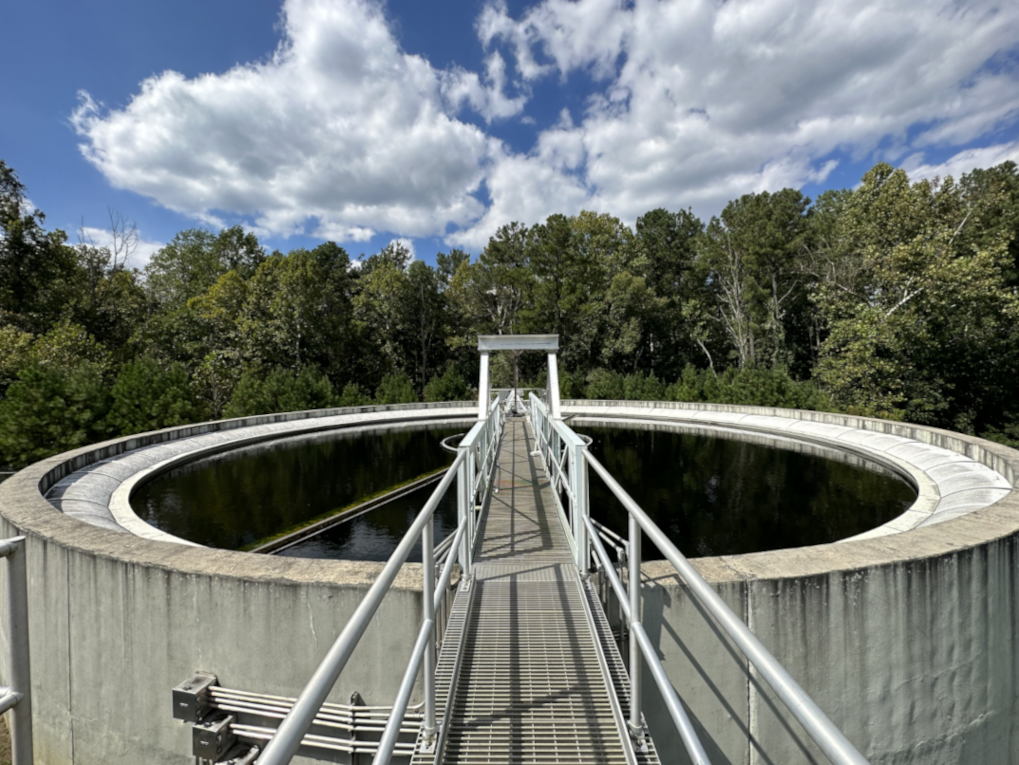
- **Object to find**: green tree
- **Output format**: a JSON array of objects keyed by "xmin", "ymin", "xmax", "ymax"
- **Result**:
[
  {"xmin": 224, "ymin": 365, "xmax": 337, "ymax": 417},
  {"xmin": 0, "ymin": 161, "xmax": 77, "ymax": 332},
  {"xmin": 0, "ymin": 325, "xmax": 33, "ymax": 396},
  {"xmin": 0, "ymin": 363, "xmax": 112, "ymax": 467},
  {"xmin": 375, "ymin": 371, "xmax": 419, "ymax": 404},
  {"xmin": 634, "ymin": 208, "xmax": 703, "ymax": 377},
  {"xmin": 469, "ymin": 222, "xmax": 533, "ymax": 335},
  {"xmin": 699, "ymin": 190, "xmax": 811, "ymax": 370},
  {"xmin": 338, "ymin": 382, "xmax": 372, "ymax": 407},
  {"xmin": 814, "ymin": 164, "xmax": 1019, "ymax": 428},
  {"xmin": 145, "ymin": 226, "xmax": 265, "ymax": 311},
  {"xmin": 424, "ymin": 364, "xmax": 470, "ymax": 402},
  {"xmin": 105, "ymin": 357, "xmax": 205, "ymax": 435}
]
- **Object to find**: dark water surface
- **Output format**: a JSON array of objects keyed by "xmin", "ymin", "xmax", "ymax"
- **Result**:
[
  {"xmin": 132, "ymin": 426, "xmax": 463, "ymax": 550},
  {"xmin": 133, "ymin": 422, "xmax": 915, "ymax": 561},
  {"xmin": 276, "ymin": 484, "xmax": 459, "ymax": 562},
  {"xmin": 577, "ymin": 426, "xmax": 916, "ymax": 559}
]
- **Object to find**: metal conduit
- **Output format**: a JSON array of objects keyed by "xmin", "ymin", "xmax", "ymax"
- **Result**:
[{"xmin": 582, "ymin": 450, "xmax": 871, "ymax": 765}]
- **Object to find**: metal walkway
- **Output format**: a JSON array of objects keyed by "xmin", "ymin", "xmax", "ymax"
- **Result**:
[{"xmin": 415, "ymin": 418, "xmax": 658, "ymax": 765}]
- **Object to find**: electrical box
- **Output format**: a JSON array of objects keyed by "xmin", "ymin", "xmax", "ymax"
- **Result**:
[{"xmin": 172, "ymin": 672, "xmax": 217, "ymax": 722}]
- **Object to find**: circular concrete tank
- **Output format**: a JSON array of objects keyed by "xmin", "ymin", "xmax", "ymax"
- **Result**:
[{"xmin": 1, "ymin": 400, "xmax": 1017, "ymax": 765}]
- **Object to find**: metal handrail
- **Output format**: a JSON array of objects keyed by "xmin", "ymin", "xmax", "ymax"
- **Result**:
[
  {"xmin": 258, "ymin": 396, "xmax": 507, "ymax": 765},
  {"xmin": 523, "ymin": 400, "xmax": 869, "ymax": 765},
  {"xmin": 582, "ymin": 451, "xmax": 871, "ymax": 765},
  {"xmin": 0, "ymin": 536, "xmax": 32, "ymax": 765}
]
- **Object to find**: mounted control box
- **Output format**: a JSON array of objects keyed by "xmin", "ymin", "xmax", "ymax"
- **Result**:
[
  {"xmin": 172, "ymin": 672, "xmax": 217, "ymax": 722},
  {"xmin": 192, "ymin": 712, "xmax": 237, "ymax": 759}
]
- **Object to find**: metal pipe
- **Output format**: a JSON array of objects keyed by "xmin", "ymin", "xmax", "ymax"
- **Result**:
[
  {"xmin": 257, "ymin": 454, "xmax": 465, "ymax": 765},
  {"xmin": 584, "ymin": 451, "xmax": 871, "ymax": 765},
  {"xmin": 371, "ymin": 619, "xmax": 434, "ymax": 765},
  {"xmin": 0, "ymin": 690, "xmax": 22, "ymax": 715},
  {"xmin": 547, "ymin": 351, "xmax": 562, "ymax": 419},
  {"xmin": 477, "ymin": 351, "xmax": 490, "ymax": 419},
  {"xmin": 628, "ymin": 510, "xmax": 642, "ymax": 733},
  {"xmin": 591, "ymin": 517, "xmax": 627, "ymax": 549},
  {"xmin": 584, "ymin": 517, "xmax": 631, "ymax": 621},
  {"xmin": 422, "ymin": 520, "xmax": 436, "ymax": 738},
  {"xmin": 433, "ymin": 523, "xmax": 466, "ymax": 615},
  {"xmin": 4, "ymin": 536, "xmax": 32, "ymax": 765},
  {"xmin": 631, "ymin": 623, "xmax": 711, "ymax": 765}
]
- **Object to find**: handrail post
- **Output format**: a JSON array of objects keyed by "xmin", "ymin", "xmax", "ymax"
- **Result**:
[
  {"xmin": 571, "ymin": 441, "xmax": 589, "ymax": 572},
  {"xmin": 0, "ymin": 537, "xmax": 33, "ymax": 765},
  {"xmin": 628, "ymin": 513, "xmax": 642, "ymax": 735},
  {"xmin": 457, "ymin": 454, "xmax": 473, "ymax": 582},
  {"xmin": 422, "ymin": 520, "xmax": 437, "ymax": 743}
]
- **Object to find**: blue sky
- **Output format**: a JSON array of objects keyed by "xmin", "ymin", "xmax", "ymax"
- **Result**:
[{"xmin": 4, "ymin": 0, "xmax": 1018, "ymax": 268}]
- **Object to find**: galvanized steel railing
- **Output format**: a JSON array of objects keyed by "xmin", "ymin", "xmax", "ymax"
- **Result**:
[
  {"xmin": 257, "ymin": 397, "xmax": 506, "ymax": 765},
  {"xmin": 0, "ymin": 535, "xmax": 33, "ymax": 765},
  {"xmin": 526, "ymin": 394, "xmax": 870, "ymax": 765}
]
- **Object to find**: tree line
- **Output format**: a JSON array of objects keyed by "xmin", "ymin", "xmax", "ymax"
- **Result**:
[{"xmin": 2, "ymin": 158, "xmax": 1017, "ymax": 468}]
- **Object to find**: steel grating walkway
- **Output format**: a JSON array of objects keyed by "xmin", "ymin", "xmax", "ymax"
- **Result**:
[{"xmin": 413, "ymin": 418, "xmax": 659, "ymax": 765}]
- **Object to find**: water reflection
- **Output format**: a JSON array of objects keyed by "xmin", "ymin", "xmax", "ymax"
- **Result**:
[
  {"xmin": 132, "ymin": 422, "xmax": 916, "ymax": 561},
  {"xmin": 277, "ymin": 484, "xmax": 458, "ymax": 562},
  {"xmin": 132, "ymin": 425, "xmax": 462, "ymax": 549},
  {"xmin": 579, "ymin": 425, "xmax": 916, "ymax": 558}
]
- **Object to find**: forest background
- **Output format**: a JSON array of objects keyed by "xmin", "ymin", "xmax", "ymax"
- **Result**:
[{"xmin": 2, "ymin": 158, "xmax": 1018, "ymax": 469}]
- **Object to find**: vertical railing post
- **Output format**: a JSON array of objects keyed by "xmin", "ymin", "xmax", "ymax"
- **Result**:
[
  {"xmin": 628, "ymin": 513, "xmax": 642, "ymax": 735},
  {"xmin": 4, "ymin": 537, "xmax": 33, "ymax": 765},
  {"xmin": 571, "ymin": 441, "xmax": 589, "ymax": 572},
  {"xmin": 457, "ymin": 456, "xmax": 472, "ymax": 582},
  {"xmin": 421, "ymin": 522, "xmax": 436, "ymax": 744}
]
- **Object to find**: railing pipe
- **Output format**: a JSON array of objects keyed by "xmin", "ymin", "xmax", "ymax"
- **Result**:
[
  {"xmin": 433, "ymin": 523, "xmax": 466, "ymax": 615},
  {"xmin": 630, "ymin": 622, "xmax": 712, "ymax": 765},
  {"xmin": 257, "ymin": 452, "xmax": 465, "ymax": 765},
  {"xmin": 584, "ymin": 517, "xmax": 631, "ymax": 621},
  {"xmin": 456, "ymin": 457, "xmax": 472, "ymax": 582},
  {"xmin": 371, "ymin": 618, "xmax": 434, "ymax": 765},
  {"xmin": 1, "ymin": 536, "xmax": 32, "ymax": 765},
  {"xmin": 584, "ymin": 451, "xmax": 870, "ymax": 765},
  {"xmin": 0, "ymin": 688, "xmax": 22, "ymax": 715},
  {"xmin": 422, "ymin": 520, "xmax": 436, "ymax": 740},
  {"xmin": 627, "ymin": 511, "xmax": 642, "ymax": 733}
]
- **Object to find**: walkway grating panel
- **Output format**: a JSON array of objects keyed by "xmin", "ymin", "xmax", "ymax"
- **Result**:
[{"xmin": 413, "ymin": 418, "xmax": 658, "ymax": 765}]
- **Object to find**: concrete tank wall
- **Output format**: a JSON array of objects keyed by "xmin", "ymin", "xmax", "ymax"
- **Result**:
[
  {"xmin": 0, "ymin": 403, "xmax": 474, "ymax": 765},
  {"xmin": 2, "ymin": 400, "xmax": 1018, "ymax": 764},
  {"xmin": 567, "ymin": 401, "xmax": 1019, "ymax": 765}
]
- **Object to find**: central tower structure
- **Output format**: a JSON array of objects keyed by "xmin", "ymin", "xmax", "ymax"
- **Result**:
[{"xmin": 476, "ymin": 334, "xmax": 561, "ymax": 419}]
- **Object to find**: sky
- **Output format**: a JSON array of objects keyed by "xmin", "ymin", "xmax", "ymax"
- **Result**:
[{"xmin": 3, "ymin": 0, "xmax": 1019, "ymax": 269}]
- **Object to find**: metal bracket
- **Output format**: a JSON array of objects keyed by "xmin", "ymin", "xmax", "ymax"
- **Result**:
[
  {"xmin": 172, "ymin": 672, "xmax": 217, "ymax": 722},
  {"xmin": 420, "ymin": 723, "xmax": 440, "ymax": 753},
  {"xmin": 192, "ymin": 712, "xmax": 236, "ymax": 760},
  {"xmin": 628, "ymin": 722, "xmax": 650, "ymax": 754}
]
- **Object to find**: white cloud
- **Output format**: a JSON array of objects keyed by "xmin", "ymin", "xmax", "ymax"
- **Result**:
[
  {"xmin": 71, "ymin": 0, "xmax": 1019, "ymax": 251},
  {"xmin": 78, "ymin": 225, "xmax": 164, "ymax": 269},
  {"xmin": 901, "ymin": 141, "xmax": 1019, "ymax": 183},
  {"xmin": 72, "ymin": 0, "xmax": 492, "ymax": 242},
  {"xmin": 441, "ymin": 51, "xmax": 529, "ymax": 122},
  {"xmin": 467, "ymin": 0, "xmax": 1019, "ymax": 237}
]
